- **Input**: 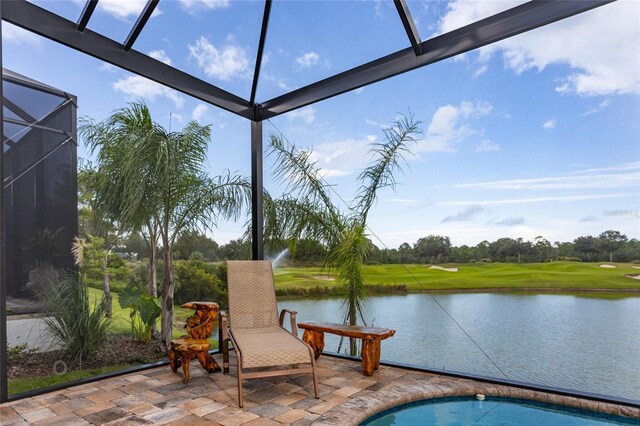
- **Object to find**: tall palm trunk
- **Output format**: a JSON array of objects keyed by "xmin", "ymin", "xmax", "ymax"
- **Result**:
[
  {"xmin": 349, "ymin": 301, "xmax": 357, "ymax": 356},
  {"xmin": 147, "ymin": 232, "xmax": 159, "ymax": 337},
  {"xmin": 147, "ymin": 232, "xmax": 158, "ymax": 297},
  {"xmin": 102, "ymin": 254, "xmax": 112, "ymax": 317},
  {"xmin": 161, "ymin": 232, "xmax": 174, "ymax": 350}
]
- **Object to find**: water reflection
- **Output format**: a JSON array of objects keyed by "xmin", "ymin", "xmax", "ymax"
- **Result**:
[{"xmin": 279, "ymin": 293, "xmax": 640, "ymax": 401}]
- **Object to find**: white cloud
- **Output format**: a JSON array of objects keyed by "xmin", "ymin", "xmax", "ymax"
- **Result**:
[
  {"xmin": 99, "ymin": 62, "xmax": 118, "ymax": 72},
  {"xmin": 287, "ymin": 107, "xmax": 316, "ymax": 124},
  {"xmin": 305, "ymin": 137, "xmax": 374, "ymax": 178},
  {"xmin": 148, "ymin": 50, "xmax": 172, "ymax": 66},
  {"xmin": 97, "ymin": 0, "xmax": 159, "ymax": 20},
  {"xmin": 581, "ymin": 99, "xmax": 612, "ymax": 116},
  {"xmin": 473, "ymin": 65, "xmax": 488, "ymax": 78},
  {"xmin": 2, "ymin": 23, "xmax": 40, "ymax": 45},
  {"xmin": 439, "ymin": 193, "xmax": 632, "ymax": 207},
  {"xmin": 179, "ymin": 0, "xmax": 230, "ymax": 12},
  {"xmin": 354, "ymin": 87, "xmax": 365, "ymax": 94},
  {"xmin": 417, "ymin": 101, "xmax": 492, "ymax": 153},
  {"xmin": 476, "ymin": 140, "xmax": 500, "ymax": 152},
  {"xmin": 570, "ymin": 161, "xmax": 640, "ymax": 174},
  {"xmin": 453, "ymin": 172, "xmax": 640, "ymax": 191},
  {"xmin": 439, "ymin": 1, "xmax": 640, "ymax": 96},
  {"xmin": 296, "ymin": 52, "xmax": 320, "ymax": 68},
  {"xmin": 189, "ymin": 36, "xmax": 250, "ymax": 81},
  {"xmin": 365, "ymin": 118, "xmax": 387, "ymax": 129},
  {"xmin": 192, "ymin": 104, "xmax": 208, "ymax": 121},
  {"xmin": 542, "ymin": 119, "xmax": 556, "ymax": 129},
  {"xmin": 113, "ymin": 75, "xmax": 184, "ymax": 108}
]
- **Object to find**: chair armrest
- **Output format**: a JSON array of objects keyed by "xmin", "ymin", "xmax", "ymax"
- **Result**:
[{"xmin": 279, "ymin": 309, "xmax": 298, "ymax": 337}]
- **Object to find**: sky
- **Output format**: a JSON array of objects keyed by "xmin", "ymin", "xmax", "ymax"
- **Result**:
[{"xmin": 3, "ymin": 0, "xmax": 639, "ymax": 250}]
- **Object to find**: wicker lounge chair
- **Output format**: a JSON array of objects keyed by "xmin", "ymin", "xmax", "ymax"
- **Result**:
[{"xmin": 221, "ymin": 260, "xmax": 319, "ymax": 407}]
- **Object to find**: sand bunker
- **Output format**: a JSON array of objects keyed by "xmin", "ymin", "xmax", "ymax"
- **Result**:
[
  {"xmin": 313, "ymin": 275, "xmax": 335, "ymax": 281},
  {"xmin": 599, "ymin": 264, "xmax": 616, "ymax": 268},
  {"xmin": 429, "ymin": 265, "xmax": 459, "ymax": 272},
  {"xmin": 631, "ymin": 266, "xmax": 640, "ymax": 269},
  {"xmin": 627, "ymin": 275, "xmax": 640, "ymax": 280}
]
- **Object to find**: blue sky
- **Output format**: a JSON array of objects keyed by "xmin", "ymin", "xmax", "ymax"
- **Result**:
[{"xmin": 3, "ymin": 0, "xmax": 639, "ymax": 249}]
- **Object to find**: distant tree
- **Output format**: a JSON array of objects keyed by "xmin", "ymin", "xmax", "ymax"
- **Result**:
[
  {"xmin": 533, "ymin": 236, "xmax": 552, "ymax": 262},
  {"xmin": 219, "ymin": 238, "xmax": 251, "ymax": 260},
  {"xmin": 290, "ymin": 239, "xmax": 327, "ymax": 263},
  {"xmin": 174, "ymin": 231, "xmax": 220, "ymax": 262},
  {"xmin": 398, "ymin": 242, "xmax": 414, "ymax": 264},
  {"xmin": 597, "ymin": 230, "xmax": 628, "ymax": 262},
  {"xmin": 414, "ymin": 235, "xmax": 451, "ymax": 263},
  {"xmin": 573, "ymin": 236, "xmax": 599, "ymax": 261},
  {"xmin": 474, "ymin": 240, "xmax": 491, "ymax": 261},
  {"xmin": 450, "ymin": 245, "xmax": 473, "ymax": 263}
]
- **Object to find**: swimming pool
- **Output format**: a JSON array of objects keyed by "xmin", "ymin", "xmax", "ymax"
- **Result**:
[{"xmin": 360, "ymin": 397, "xmax": 639, "ymax": 425}]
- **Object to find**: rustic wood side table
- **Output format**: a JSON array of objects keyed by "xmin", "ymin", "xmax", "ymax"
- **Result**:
[{"xmin": 168, "ymin": 301, "xmax": 221, "ymax": 383}]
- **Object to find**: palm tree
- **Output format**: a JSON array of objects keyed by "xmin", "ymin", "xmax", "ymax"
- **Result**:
[
  {"xmin": 266, "ymin": 114, "xmax": 422, "ymax": 355},
  {"xmin": 80, "ymin": 102, "xmax": 250, "ymax": 348}
]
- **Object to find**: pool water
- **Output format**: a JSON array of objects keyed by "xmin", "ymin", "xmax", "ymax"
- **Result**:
[{"xmin": 360, "ymin": 397, "xmax": 639, "ymax": 425}]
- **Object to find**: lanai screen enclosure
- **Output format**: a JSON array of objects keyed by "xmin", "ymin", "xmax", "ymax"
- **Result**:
[{"xmin": 0, "ymin": 0, "xmax": 623, "ymax": 404}]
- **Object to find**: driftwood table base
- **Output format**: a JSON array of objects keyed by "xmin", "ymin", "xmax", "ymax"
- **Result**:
[
  {"xmin": 300, "ymin": 322, "xmax": 395, "ymax": 376},
  {"xmin": 168, "ymin": 339, "xmax": 220, "ymax": 384},
  {"xmin": 169, "ymin": 301, "xmax": 221, "ymax": 383}
]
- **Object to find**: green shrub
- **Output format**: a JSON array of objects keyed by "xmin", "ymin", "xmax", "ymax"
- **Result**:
[
  {"xmin": 7, "ymin": 343, "xmax": 36, "ymax": 363},
  {"xmin": 36, "ymin": 272, "xmax": 110, "ymax": 360},
  {"xmin": 174, "ymin": 260, "xmax": 227, "ymax": 305},
  {"xmin": 118, "ymin": 287, "xmax": 161, "ymax": 342},
  {"xmin": 127, "ymin": 261, "xmax": 149, "ymax": 290}
]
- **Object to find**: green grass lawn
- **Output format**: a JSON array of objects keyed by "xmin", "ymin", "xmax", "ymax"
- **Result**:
[
  {"xmin": 274, "ymin": 261, "xmax": 640, "ymax": 292},
  {"xmin": 8, "ymin": 364, "xmax": 135, "ymax": 396}
]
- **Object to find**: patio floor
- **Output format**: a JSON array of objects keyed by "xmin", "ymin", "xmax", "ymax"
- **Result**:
[{"xmin": 1, "ymin": 353, "xmax": 638, "ymax": 425}]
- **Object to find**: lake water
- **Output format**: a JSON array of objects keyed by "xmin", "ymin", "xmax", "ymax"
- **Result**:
[{"xmin": 278, "ymin": 293, "xmax": 640, "ymax": 402}]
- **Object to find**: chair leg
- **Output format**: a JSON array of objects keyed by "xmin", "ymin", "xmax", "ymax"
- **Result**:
[
  {"xmin": 309, "ymin": 347, "xmax": 319, "ymax": 399},
  {"xmin": 230, "ymin": 332, "xmax": 244, "ymax": 407},
  {"xmin": 236, "ymin": 358, "xmax": 244, "ymax": 408}
]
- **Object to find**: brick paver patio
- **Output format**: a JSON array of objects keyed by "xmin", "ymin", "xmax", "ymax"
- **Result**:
[{"xmin": 1, "ymin": 353, "xmax": 638, "ymax": 425}]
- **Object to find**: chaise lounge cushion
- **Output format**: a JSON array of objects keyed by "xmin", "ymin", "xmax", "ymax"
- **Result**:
[{"xmin": 232, "ymin": 326, "xmax": 312, "ymax": 368}]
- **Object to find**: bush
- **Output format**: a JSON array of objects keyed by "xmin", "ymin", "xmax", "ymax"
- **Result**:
[
  {"xmin": 36, "ymin": 271, "xmax": 110, "ymax": 360},
  {"xmin": 127, "ymin": 261, "xmax": 149, "ymax": 290},
  {"xmin": 174, "ymin": 260, "xmax": 227, "ymax": 306},
  {"xmin": 558, "ymin": 256, "xmax": 581, "ymax": 262},
  {"xmin": 118, "ymin": 287, "xmax": 161, "ymax": 342}
]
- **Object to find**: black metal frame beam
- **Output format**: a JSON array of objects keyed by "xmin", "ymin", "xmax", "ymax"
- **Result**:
[
  {"xmin": 77, "ymin": 0, "xmax": 98, "ymax": 32},
  {"xmin": 2, "ymin": 97, "xmax": 36, "ymax": 123},
  {"xmin": 123, "ymin": 0, "xmax": 158, "ymax": 52},
  {"xmin": 394, "ymin": 0, "xmax": 421, "ymax": 56},
  {"xmin": 3, "ymin": 0, "xmax": 251, "ymax": 119},
  {"xmin": 249, "ymin": 0, "xmax": 272, "ymax": 108},
  {"xmin": 251, "ymin": 121, "xmax": 264, "ymax": 260},
  {"xmin": 259, "ymin": 0, "xmax": 614, "ymax": 120},
  {"xmin": 0, "ymin": 2, "xmax": 7, "ymax": 404}
]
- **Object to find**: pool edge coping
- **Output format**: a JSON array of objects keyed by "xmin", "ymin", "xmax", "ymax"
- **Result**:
[{"xmin": 313, "ymin": 377, "xmax": 640, "ymax": 425}]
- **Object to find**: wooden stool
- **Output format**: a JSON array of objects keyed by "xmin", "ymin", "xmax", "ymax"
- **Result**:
[
  {"xmin": 168, "ymin": 301, "xmax": 221, "ymax": 383},
  {"xmin": 298, "ymin": 321, "xmax": 395, "ymax": 376}
]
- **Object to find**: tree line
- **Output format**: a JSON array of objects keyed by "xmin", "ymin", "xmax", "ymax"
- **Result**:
[{"xmin": 115, "ymin": 229, "xmax": 639, "ymax": 265}]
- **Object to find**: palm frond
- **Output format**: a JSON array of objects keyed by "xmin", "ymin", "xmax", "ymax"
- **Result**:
[
  {"xmin": 267, "ymin": 133, "xmax": 337, "ymax": 216},
  {"xmin": 355, "ymin": 113, "xmax": 422, "ymax": 223}
]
